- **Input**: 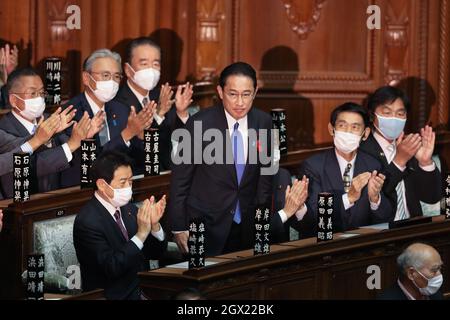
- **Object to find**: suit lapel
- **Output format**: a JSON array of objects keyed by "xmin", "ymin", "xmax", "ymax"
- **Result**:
[
  {"xmin": 324, "ymin": 150, "xmax": 345, "ymax": 193},
  {"xmin": 93, "ymin": 197, "xmax": 129, "ymax": 242},
  {"xmin": 240, "ymin": 108, "xmax": 256, "ymax": 186},
  {"xmin": 120, "ymin": 204, "xmax": 136, "ymax": 238},
  {"xmin": 6, "ymin": 112, "xmax": 33, "ymax": 137},
  {"xmin": 364, "ymin": 134, "xmax": 389, "ymax": 166}
]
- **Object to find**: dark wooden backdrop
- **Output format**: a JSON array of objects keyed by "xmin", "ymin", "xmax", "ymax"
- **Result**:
[{"xmin": 0, "ymin": 0, "xmax": 449, "ymax": 149}]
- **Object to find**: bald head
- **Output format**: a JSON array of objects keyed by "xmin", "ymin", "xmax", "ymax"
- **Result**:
[{"xmin": 397, "ymin": 243, "xmax": 442, "ymax": 276}]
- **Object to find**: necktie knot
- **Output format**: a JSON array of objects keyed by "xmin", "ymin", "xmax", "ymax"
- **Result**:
[
  {"xmin": 142, "ymin": 97, "xmax": 149, "ymax": 106},
  {"xmin": 233, "ymin": 122, "xmax": 239, "ymax": 132},
  {"xmin": 114, "ymin": 210, "xmax": 120, "ymax": 221}
]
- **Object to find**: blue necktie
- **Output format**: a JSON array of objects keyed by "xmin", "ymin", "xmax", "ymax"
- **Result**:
[{"xmin": 232, "ymin": 122, "xmax": 245, "ymax": 224}]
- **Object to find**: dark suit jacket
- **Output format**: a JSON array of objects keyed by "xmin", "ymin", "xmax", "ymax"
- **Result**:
[
  {"xmin": 0, "ymin": 112, "xmax": 70, "ymax": 198},
  {"xmin": 113, "ymin": 82, "xmax": 186, "ymax": 171},
  {"xmin": 0, "ymin": 128, "xmax": 29, "ymax": 177},
  {"xmin": 377, "ymin": 281, "xmax": 444, "ymax": 300},
  {"xmin": 168, "ymin": 105, "xmax": 282, "ymax": 256},
  {"xmin": 360, "ymin": 133, "xmax": 442, "ymax": 217},
  {"xmin": 73, "ymin": 197, "xmax": 167, "ymax": 300},
  {"xmin": 60, "ymin": 93, "xmax": 143, "ymax": 187},
  {"xmin": 297, "ymin": 149, "xmax": 393, "ymax": 238}
]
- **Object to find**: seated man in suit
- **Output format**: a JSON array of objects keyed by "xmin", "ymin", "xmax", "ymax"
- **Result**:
[
  {"xmin": 62, "ymin": 49, "xmax": 155, "ymax": 187},
  {"xmin": 73, "ymin": 151, "xmax": 167, "ymax": 300},
  {"xmin": 0, "ymin": 67, "xmax": 99, "ymax": 198},
  {"xmin": 360, "ymin": 86, "xmax": 442, "ymax": 220},
  {"xmin": 169, "ymin": 62, "xmax": 309, "ymax": 256},
  {"xmin": 113, "ymin": 37, "xmax": 193, "ymax": 170},
  {"xmin": 297, "ymin": 103, "xmax": 393, "ymax": 238},
  {"xmin": 378, "ymin": 243, "xmax": 444, "ymax": 300}
]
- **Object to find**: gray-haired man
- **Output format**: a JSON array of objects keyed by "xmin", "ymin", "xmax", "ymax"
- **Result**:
[
  {"xmin": 378, "ymin": 243, "xmax": 444, "ymax": 300},
  {"xmin": 61, "ymin": 49, "xmax": 155, "ymax": 187}
]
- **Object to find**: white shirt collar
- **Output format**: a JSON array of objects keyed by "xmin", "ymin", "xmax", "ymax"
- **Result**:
[
  {"xmin": 12, "ymin": 111, "xmax": 38, "ymax": 134},
  {"xmin": 223, "ymin": 108, "xmax": 248, "ymax": 135},
  {"xmin": 84, "ymin": 92, "xmax": 103, "ymax": 115},
  {"xmin": 94, "ymin": 191, "xmax": 120, "ymax": 219},
  {"xmin": 334, "ymin": 150, "xmax": 356, "ymax": 178},
  {"xmin": 397, "ymin": 278, "xmax": 416, "ymax": 300},
  {"xmin": 127, "ymin": 81, "xmax": 148, "ymax": 107}
]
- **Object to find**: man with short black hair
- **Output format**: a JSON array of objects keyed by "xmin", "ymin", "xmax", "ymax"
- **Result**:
[
  {"xmin": 113, "ymin": 37, "xmax": 193, "ymax": 171},
  {"xmin": 296, "ymin": 103, "xmax": 393, "ymax": 238},
  {"xmin": 73, "ymin": 151, "xmax": 167, "ymax": 300},
  {"xmin": 360, "ymin": 86, "xmax": 441, "ymax": 220},
  {"xmin": 0, "ymin": 67, "xmax": 97, "ymax": 198},
  {"xmin": 169, "ymin": 62, "xmax": 308, "ymax": 256}
]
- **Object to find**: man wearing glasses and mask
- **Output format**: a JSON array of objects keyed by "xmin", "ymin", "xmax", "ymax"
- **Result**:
[
  {"xmin": 62, "ymin": 49, "xmax": 155, "ymax": 187},
  {"xmin": 295, "ymin": 103, "xmax": 393, "ymax": 238},
  {"xmin": 0, "ymin": 67, "xmax": 99, "ymax": 198}
]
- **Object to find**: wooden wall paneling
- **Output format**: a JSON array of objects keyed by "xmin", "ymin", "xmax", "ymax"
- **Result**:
[
  {"xmin": 0, "ymin": 0, "xmax": 33, "ymax": 66},
  {"xmin": 437, "ymin": 0, "xmax": 450, "ymax": 130}
]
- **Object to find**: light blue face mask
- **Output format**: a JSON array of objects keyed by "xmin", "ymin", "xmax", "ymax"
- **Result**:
[{"xmin": 375, "ymin": 114, "xmax": 406, "ymax": 140}]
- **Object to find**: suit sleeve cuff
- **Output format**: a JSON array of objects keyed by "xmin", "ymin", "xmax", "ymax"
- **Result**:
[
  {"xmin": 122, "ymin": 138, "xmax": 131, "ymax": 147},
  {"xmin": 419, "ymin": 162, "xmax": 436, "ymax": 172},
  {"xmin": 61, "ymin": 143, "xmax": 73, "ymax": 162},
  {"xmin": 131, "ymin": 235, "xmax": 144, "ymax": 250},
  {"xmin": 392, "ymin": 160, "xmax": 406, "ymax": 172},
  {"xmin": 151, "ymin": 224, "xmax": 165, "ymax": 242},
  {"xmin": 370, "ymin": 195, "xmax": 381, "ymax": 210},
  {"xmin": 343, "ymin": 193, "xmax": 354, "ymax": 210},
  {"xmin": 20, "ymin": 142, "xmax": 34, "ymax": 155},
  {"xmin": 154, "ymin": 112, "xmax": 165, "ymax": 125}
]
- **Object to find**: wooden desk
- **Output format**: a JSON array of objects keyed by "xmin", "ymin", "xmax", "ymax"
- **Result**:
[{"xmin": 139, "ymin": 216, "xmax": 450, "ymax": 299}]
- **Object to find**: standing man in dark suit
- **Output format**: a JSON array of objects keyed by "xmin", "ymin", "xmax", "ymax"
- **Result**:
[
  {"xmin": 360, "ymin": 86, "xmax": 441, "ymax": 220},
  {"xmin": 113, "ymin": 37, "xmax": 193, "ymax": 171},
  {"xmin": 62, "ymin": 49, "xmax": 155, "ymax": 187},
  {"xmin": 169, "ymin": 62, "xmax": 308, "ymax": 256},
  {"xmin": 378, "ymin": 243, "xmax": 444, "ymax": 300},
  {"xmin": 0, "ymin": 67, "xmax": 95, "ymax": 198},
  {"xmin": 297, "ymin": 103, "xmax": 393, "ymax": 238},
  {"xmin": 73, "ymin": 151, "xmax": 167, "ymax": 300}
]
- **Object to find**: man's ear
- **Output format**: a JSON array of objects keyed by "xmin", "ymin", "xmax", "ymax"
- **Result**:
[
  {"xmin": 406, "ymin": 267, "xmax": 416, "ymax": 282},
  {"xmin": 124, "ymin": 63, "xmax": 133, "ymax": 80},
  {"xmin": 362, "ymin": 127, "xmax": 371, "ymax": 141},
  {"xmin": 327, "ymin": 123, "xmax": 334, "ymax": 137},
  {"xmin": 96, "ymin": 179, "xmax": 108, "ymax": 194},
  {"xmin": 82, "ymin": 71, "xmax": 93, "ymax": 89},
  {"xmin": 9, "ymin": 94, "xmax": 23, "ymax": 111},
  {"xmin": 217, "ymin": 85, "xmax": 224, "ymax": 100}
]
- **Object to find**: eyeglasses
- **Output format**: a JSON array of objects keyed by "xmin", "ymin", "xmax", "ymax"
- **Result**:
[
  {"xmin": 90, "ymin": 71, "xmax": 123, "ymax": 82},
  {"xmin": 225, "ymin": 91, "xmax": 255, "ymax": 102},
  {"xmin": 13, "ymin": 90, "xmax": 48, "ymax": 99}
]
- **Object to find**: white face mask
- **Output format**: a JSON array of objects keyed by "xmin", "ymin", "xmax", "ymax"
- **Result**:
[
  {"xmin": 414, "ymin": 269, "xmax": 443, "ymax": 296},
  {"xmin": 106, "ymin": 183, "xmax": 133, "ymax": 208},
  {"xmin": 14, "ymin": 95, "xmax": 46, "ymax": 120},
  {"xmin": 88, "ymin": 75, "xmax": 119, "ymax": 103},
  {"xmin": 333, "ymin": 130, "xmax": 363, "ymax": 154},
  {"xmin": 128, "ymin": 63, "xmax": 160, "ymax": 91}
]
